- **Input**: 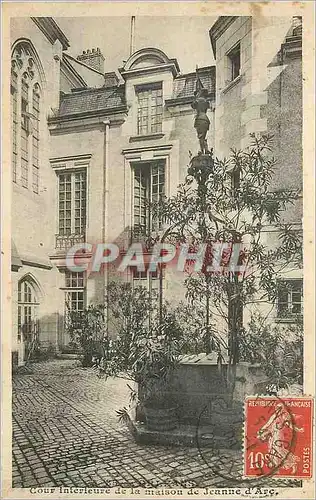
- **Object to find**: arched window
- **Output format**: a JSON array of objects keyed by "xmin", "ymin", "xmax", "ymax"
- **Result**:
[
  {"xmin": 32, "ymin": 84, "xmax": 41, "ymax": 193},
  {"xmin": 17, "ymin": 277, "xmax": 40, "ymax": 342},
  {"xmin": 10, "ymin": 70, "xmax": 18, "ymax": 183},
  {"xmin": 11, "ymin": 42, "xmax": 43, "ymax": 193}
]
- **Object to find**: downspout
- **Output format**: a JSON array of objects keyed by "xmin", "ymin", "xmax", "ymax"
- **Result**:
[{"xmin": 102, "ymin": 120, "xmax": 110, "ymax": 336}]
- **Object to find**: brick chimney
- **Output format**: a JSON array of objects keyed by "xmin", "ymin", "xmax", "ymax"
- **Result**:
[
  {"xmin": 103, "ymin": 72, "xmax": 119, "ymax": 88},
  {"xmin": 77, "ymin": 48, "xmax": 105, "ymax": 73}
]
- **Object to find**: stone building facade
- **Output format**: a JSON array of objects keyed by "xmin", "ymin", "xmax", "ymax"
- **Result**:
[
  {"xmin": 209, "ymin": 15, "xmax": 303, "ymax": 325},
  {"xmin": 10, "ymin": 18, "xmax": 70, "ymax": 365},
  {"xmin": 10, "ymin": 16, "xmax": 302, "ymax": 366},
  {"xmin": 10, "ymin": 17, "xmax": 215, "ymax": 364}
]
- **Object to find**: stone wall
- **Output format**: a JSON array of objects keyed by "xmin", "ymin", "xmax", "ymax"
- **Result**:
[
  {"xmin": 162, "ymin": 357, "xmax": 269, "ymax": 426},
  {"xmin": 214, "ymin": 17, "xmax": 252, "ymax": 156},
  {"xmin": 211, "ymin": 15, "xmax": 303, "ymax": 326},
  {"xmin": 10, "ymin": 18, "xmax": 65, "ymax": 363}
]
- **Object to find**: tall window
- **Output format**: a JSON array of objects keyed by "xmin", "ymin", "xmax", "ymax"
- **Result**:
[
  {"xmin": 277, "ymin": 279, "xmax": 303, "ymax": 320},
  {"xmin": 11, "ymin": 71, "xmax": 18, "ymax": 183},
  {"xmin": 21, "ymin": 78, "xmax": 29, "ymax": 188},
  {"xmin": 11, "ymin": 42, "xmax": 43, "ymax": 192},
  {"xmin": 137, "ymin": 83, "xmax": 163, "ymax": 135},
  {"xmin": 17, "ymin": 278, "xmax": 39, "ymax": 342},
  {"xmin": 132, "ymin": 268, "xmax": 160, "ymax": 319},
  {"xmin": 227, "ymin": 43, "xmax": 241, "ymax": 82},
  {"xmin": 57, "ymin": 171, "xmax": 87, "ymax": 237},
  {"xmin": 133, "ymin": 268, "xmax": 159, "ymax": 295},
  {"xmin": 133, "ymin": 161, "xmax": 165, "ymax": 237},
  {"xmin": 32, "ymin": 86, "xmax": 40, "ymax": 193},
  {"xmin": 132, "ymin": 268, "xmax": 162, "ymax": 327},
  {"xmin": 64, "ymin": 271, "xmax": 86, "ymax": 319}
]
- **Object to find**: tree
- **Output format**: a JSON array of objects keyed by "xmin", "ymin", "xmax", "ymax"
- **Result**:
[{"xmin": 151, "ymin": 134, "xmax": 303, "ymax": 401}]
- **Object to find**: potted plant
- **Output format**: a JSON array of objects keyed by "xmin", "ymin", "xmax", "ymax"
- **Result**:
[
  {"xmin": 134, "ymin": 329, "xmax": 180, "ymax": 431},
  {"xmin": 102, "ymin": 282, "xmax": 182, "ymax": 431}
]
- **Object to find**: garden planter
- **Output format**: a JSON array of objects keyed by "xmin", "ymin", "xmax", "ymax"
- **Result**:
[{"xmin": 144, "ymin": 405, "xmax": 178, "ymax": 431}]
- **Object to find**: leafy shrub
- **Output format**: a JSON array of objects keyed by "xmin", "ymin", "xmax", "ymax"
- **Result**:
[
  {"xmin": 174, "ymin": 301, "xmax": 215, "ymax": 354},
  {"xmin": 102, "ymin": 282, "xmax": 183, "ymax": 407},
  {"xmin": 32, "ymin": 342, "xmax": 56, "ymax": 361},
  {"xmin": 66, "ymin": 304, "xmax": 108, "ymax": 367},
  {"xmin": 239, "ymin": 313, "xmax": 303, "ymax": 391}
]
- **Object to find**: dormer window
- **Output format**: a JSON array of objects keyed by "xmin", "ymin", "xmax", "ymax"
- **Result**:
[{"xmin": 136, "ymin": 83, "xmax": 163, "ymax": 135}]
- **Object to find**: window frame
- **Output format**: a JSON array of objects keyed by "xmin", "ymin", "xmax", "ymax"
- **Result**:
[
  {"xmin": 132, "ymin": 160, "xmax": 165, "ymax": 237},
  {"xmin": 57, "ymin": 169, "xmax": 87, "ymax": 238},
  {"xmin": 17, "ymin": 278, "xmax": 40, "ymax": 342},
  {"xmin": 32, "ymin": 86, "xmax": 40, "ymax": 193},
  {"xmin": 276, "ymin": 278, "xmax": 303, "ymax": 321},
  {"xmin": 11, "ymin": 70, "xmax": 18, "ymax": 183},
  {"xmin": 130, "ymin": 267, "xmax": 159, "ymax": 329},
  {"xmin": 20, "ymin": 77, "xmax": 30, "ymax": 188},
  {"xmin": 135, "ymin": 82, "xmax": 163, "ymax": 136},
  {"xmin": 132, "ymin": 267, "xmax": 160, "ymax": 312},
  {"xmin": 226, "ymin": 42, "xmax": 241, "ymax": 83},
  {"xmin": 62, "ymin": 270, "xmax": 86, "ymax": 320},
  {"xmin": 11, "ymin": 42, "xmax": 43, "ymax": 193}
]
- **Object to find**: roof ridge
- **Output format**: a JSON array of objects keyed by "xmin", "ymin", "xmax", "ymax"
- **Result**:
[
  {"xmin": 64, "ymin": 52, "xmax": 105, "ymax": 76},
  {"xmin": 177, "ymin": 65, "xmax": 215, "ymax": 78},
  {"xmin": 61, "ymin": 86, "xmax": 122, "ymax": 96}
]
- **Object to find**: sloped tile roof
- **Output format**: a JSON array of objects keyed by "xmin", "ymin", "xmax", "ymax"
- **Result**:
[
  {"xmin": 171, "ymin": 67, "xmax": 215, "ymax": 100},
  {"xmin": 56, "ymin": 65, "xmax": 215, "ymax": 118},
  {"xmin": 58, "ymin": 86, "xmax": 126, "ymax": 116}
]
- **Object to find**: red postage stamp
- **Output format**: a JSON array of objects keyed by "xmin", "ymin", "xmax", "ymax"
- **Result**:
[{"xmin": 244, "ymin": 396, "xmax": 314, "ymax": 479}]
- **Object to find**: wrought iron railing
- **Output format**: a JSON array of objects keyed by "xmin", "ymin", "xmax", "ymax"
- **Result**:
[{"xmin": 55, "ymin": 233, "xmax": 85, "ymax": 250}]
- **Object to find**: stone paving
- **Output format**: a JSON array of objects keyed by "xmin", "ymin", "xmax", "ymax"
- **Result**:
[{"xmin": 12, "ymin": 359, "xmax": 299, "ymax": 489}]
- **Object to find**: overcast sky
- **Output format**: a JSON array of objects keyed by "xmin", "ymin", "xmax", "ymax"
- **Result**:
[{"xmin": 56, "ymin": 16, "xmax": 217, "ymax": 74}]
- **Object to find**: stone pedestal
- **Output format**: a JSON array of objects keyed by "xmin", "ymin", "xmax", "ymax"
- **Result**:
[
  {"xmin": 190, "ymin": 153, "xmax": 214, "ymax": 171},
  {"xmin": 188, "ymin": 153, "xmax": 214, "ymax": 180}
]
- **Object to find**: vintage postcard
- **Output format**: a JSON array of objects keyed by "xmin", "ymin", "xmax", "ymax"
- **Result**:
[{"xmin": 1, "ymin": 1, "xmax": 315, "ymax": 499}]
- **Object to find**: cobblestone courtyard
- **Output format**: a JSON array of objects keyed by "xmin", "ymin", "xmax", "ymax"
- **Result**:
[
  {"xmin": 12, "ymin": 359, "xmax": 237, "ymax": 489},
  {"xmin": 12, "ymin": 360, "xmax": 297, "ymax": 490}
]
